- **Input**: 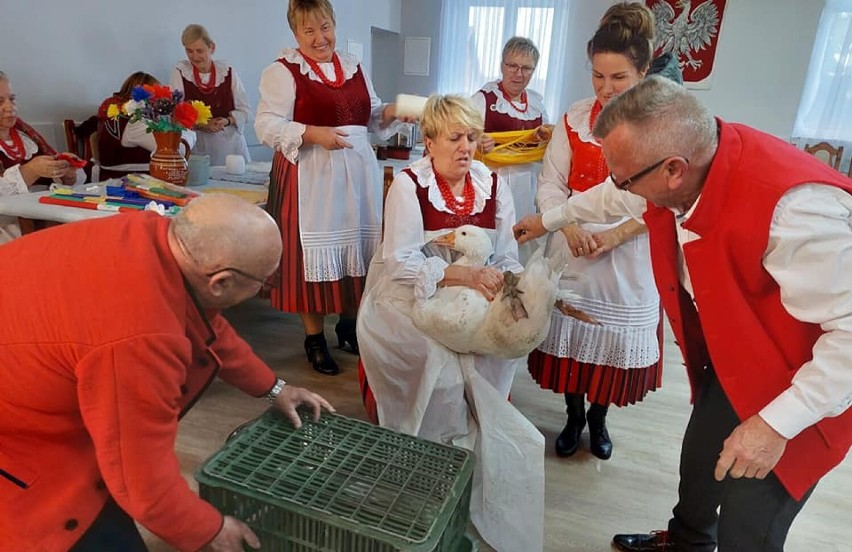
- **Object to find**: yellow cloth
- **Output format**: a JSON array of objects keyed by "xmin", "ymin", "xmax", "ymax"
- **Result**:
[{"xmin": 475, "ymin": 127, "xmax": 551, "ymax": 168}]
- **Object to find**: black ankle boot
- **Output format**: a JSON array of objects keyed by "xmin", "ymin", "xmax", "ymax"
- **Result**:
[
  {"xmin": 304, "ymin": 333, "xmax": 340, "ymax": 375},
  {"xmin": 334, "ymin": 318, "xmax": 359, "ymax": 355},
  {"xmin": 555, "ymin": 393, "xmax": 586, "ymax": 457},
  {"xmin": 587, "ymin": 403, "xmax": 612, "ymax": 460}
]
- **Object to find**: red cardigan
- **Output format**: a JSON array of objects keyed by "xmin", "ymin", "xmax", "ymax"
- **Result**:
[
  {"xmin": 644, "ymin": 120, "xmax": 852, "ymax": 500},
  {"xmin": 0, "ymin": 213, "xmax": 277, "ymax": 551}
]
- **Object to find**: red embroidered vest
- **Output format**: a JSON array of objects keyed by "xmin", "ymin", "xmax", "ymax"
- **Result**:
[
  {"xmin": 96, "ymin": 95, "xmax": 151, "ymax": 166},
  {"xmin": 565, "ymin": 105, "xmax": 608, "ymax": 193},
  {"xmin": 481, "ymin": 90, "xmax": 542, "ymax": 132},
  {"xmin": 404, "ymin": 168, "xmax": 498, "ymax": 231},
  {"xmin": 278, "ymin": 57, "xmax": 370, "ymax": 127},
  {"xmin": 0, "ymin": 120, "xmax": 56, "ymax": 185},
  {"xmin": 181, "ymin": 67, "xmax": 235, "ymax": 119},
  {"xmin": 644, "ymin": 120, "xmax": 852, "ymax": 500}
]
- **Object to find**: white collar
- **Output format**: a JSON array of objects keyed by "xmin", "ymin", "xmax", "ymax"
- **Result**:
[
  {"xmin": 175, "ymin": 59, "xmax": 230, "ymax": 87},
  {"xmin": 565, "ymin": 97, "xmax": 598, "ymax": 145},
  {"xmin": 278, "ymin": 48, "xmax": 359, "ymax": 83},
  {"xmin": 480, "ymin": 80, "xmax": 545, "ymax": 121}
]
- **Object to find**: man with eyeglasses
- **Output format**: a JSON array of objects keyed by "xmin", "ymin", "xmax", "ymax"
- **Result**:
[
  {"xmin": 0, "ymin": 193, "xmax": 334, "ymax": 552},
  {"xmin": 514, "ymin": 76, "xmax": 852, "ymax": 551}
]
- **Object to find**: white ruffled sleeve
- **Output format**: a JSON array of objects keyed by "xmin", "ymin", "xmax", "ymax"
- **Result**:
[
  {"xmin": 229, "ymin": 67, "xmax": 252, "ymax": 133},
  {"xmin": 254, "ymin": 61, "xmax": 305, "ymax": 164},
  {"xmin": 536, "ymin": 112, "xmax": 573, "ymax": 212},
  {"xmin": 362, "ymin": 67, "xmax": 405, "ymax": 141},
  {"xmin": 0, "ymin": 164, "xmax": 29, "ymax": 195},
  {"xmin": 382, "ymin": 171, "xmax": 450, "ymax": 301}
]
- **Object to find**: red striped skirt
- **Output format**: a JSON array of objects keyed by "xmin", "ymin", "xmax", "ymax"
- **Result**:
[
  {"xmin": 266, "ymin": 151, "xmax": 365, "ymax": 314},
  {"xmin": 528, "ymin": 350, "xmax": 662, "ymax": 407}
]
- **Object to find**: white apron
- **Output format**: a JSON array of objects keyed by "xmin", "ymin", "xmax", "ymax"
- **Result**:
[
  {"xmin": 358, "ymin": 244, "xmax": 545, "ymax": 551},
  {"xmin": 297, "ymin": 125, "xmax": 382, "ymax": 282},
  {"xmin": 538, "ymin": 217, "xmax": 660, "ymax": 368}
]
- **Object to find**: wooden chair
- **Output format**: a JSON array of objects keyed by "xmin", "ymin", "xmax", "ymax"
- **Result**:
[
  {"xmin": 804, "ymin": 141, "xmax": 844, "ymax": 170},
  {"xmin": 381, "ymin": 165, "xmax": 395, "ymax": 237},
  {"xmin": 382, "ymin": 165, "xmax": 395, "ymax": 206}
]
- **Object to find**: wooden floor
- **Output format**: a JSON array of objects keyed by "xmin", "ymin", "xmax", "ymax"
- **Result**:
[{"xmin": 144, "ymin": 298, "xmax": 851, "ymax": 552}]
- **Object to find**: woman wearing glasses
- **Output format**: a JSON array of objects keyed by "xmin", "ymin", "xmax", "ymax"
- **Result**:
[
  {"xmin": 530, "ymin": 2, "xmax": 681, "ymax": 460},
  {"xmin": 471, "ymin": 37, "xmax": 550, "ymax": 262}
]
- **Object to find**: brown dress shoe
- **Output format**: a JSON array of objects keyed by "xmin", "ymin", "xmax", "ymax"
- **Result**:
[{"xmin": 612, "ymin": 530, "xmax": 673, "ymax": 551}]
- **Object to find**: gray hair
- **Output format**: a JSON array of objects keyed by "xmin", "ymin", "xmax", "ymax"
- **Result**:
[
  {"xmin": 181, "ymin": 24, "xmax": 214, "ymax": 47},
  {"xmin": 502, "ymin": 36, "xmax": 540, "ymax": 67},
  {"xmin": 0, "ymin": 71, "xmax": 7, "ymax": 83},
  {"xmin": 593, "ymin": 76, "xmax": 717, "ymax": 163}
]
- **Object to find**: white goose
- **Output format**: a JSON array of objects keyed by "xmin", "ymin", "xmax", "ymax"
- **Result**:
[{"xmin": 412, "ymin": 225, "xmax": 585, "ymax": 359}]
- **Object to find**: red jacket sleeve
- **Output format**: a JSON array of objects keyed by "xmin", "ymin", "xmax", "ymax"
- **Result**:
[
  {"xmin": 76, "ymin": 333, "xmax": 223, "ymax": 552},
  {"xmin": 210, "ymin": 313, "xmax": 277, "ymax": 397}
]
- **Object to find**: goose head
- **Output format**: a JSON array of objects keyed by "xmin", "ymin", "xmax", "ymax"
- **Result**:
[{"xmin": 431, "ymin": 225, "xmax": 494, "ymax": 266}]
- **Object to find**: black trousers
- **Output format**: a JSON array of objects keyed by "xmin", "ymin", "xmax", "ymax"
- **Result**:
[
  {"xmin": 69, "ymin": 498, "xmax": 148, "ymax": 552},
  {"xmin": 668, "ymin": 368, "xmax": 815, "ymax": 551}
]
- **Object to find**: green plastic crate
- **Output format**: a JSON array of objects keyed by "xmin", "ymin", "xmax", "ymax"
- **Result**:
[{"xmin": 196, "ymin": 410, "xmax": 474, "ymax": 552}]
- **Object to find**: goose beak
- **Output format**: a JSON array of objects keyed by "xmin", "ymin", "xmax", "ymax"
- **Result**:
[{"xmin": 432, "ymin": 231, "xmax": 456, "ymax": 247}]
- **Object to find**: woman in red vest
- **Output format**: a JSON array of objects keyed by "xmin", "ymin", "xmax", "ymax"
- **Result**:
[
  {"xmin": 357, "ymin": 95, "xmax": 542, "ymax": 550},
  {"xmin": 96, "ymin": 71, "xmax": 160, "ymax": 178},
  {"xmin": 0, "ymin": 71, "xmax": 85, "ymax": 242},
  {"xmin": 471, "ymin": 36, "xmax": 551, "ymax": 262},
  {"xmin": 531, "ymin": 3, "xmax": 680, "ymax": 460},
  {"xmin": 170, "ymin": 24, "xmax": 252, "ymax": 166},
  {"xmin": 255, "ymin": 0, "xmax": 406, "ymax": 375}
]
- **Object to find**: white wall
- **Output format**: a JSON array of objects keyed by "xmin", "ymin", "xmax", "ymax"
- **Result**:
[
  {"xmin": 396, "ymin": 0, "xmax": 822, "ymax": 139},
  {"xmin": 0, "ymin": 0, "xmax": 401, "ymax": 157},
  {"xmin": 0, "ymin": 0, "xmax": 824, "ymax": 155}
]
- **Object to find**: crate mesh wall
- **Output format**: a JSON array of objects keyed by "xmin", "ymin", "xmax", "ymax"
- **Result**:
[{"xmin": 196, "ymin": 410, "xmax": 474, "ymax": 551}]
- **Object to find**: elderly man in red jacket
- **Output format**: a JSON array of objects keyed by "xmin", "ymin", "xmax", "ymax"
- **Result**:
[
  {"xmin": 0, "ymin": 193, "xmax": 333, "ymax": 552},
  {"xmin": 514, "ymin": 76, "xmax": 852, "ymax": 552}
]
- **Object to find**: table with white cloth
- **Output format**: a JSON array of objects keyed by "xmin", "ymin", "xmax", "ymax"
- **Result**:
[{"xmin": 0, "ymin": 163, "xmax": 270, "ymax": 235}]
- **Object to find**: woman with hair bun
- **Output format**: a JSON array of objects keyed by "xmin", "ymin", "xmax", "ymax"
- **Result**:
[{"xmin": 530, "ymin": 2, "xmax": 680, "ymax": 461}]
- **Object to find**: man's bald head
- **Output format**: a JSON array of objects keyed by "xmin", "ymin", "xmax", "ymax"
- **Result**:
[{"xmin": 170, "ymin": 193, "xmax": 282, "ymax": 277}]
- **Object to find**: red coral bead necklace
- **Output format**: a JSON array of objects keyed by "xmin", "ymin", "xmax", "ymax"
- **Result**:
[
  {"xmin": 0, "ymin": 128, "xmax": 27, "ymax": 163},
  {"xmin": 498, "ymin": 82, "xmax": 528, "ymax": 113},
  {"xmin": 192, "ymin": 63, "xmax": 217, "ymax": 95},
  {"xmin": 300, "ymin": 51, "xmax": 346, "ymax": 89},
  {"xmin": 433, "ymin": 162, "xmax": 475, "ymax": 216}
]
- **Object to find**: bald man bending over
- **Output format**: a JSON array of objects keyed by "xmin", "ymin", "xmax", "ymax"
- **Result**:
[{"xmin": 0, "ymin": 194, "xmax": 334, "ymax": 552}]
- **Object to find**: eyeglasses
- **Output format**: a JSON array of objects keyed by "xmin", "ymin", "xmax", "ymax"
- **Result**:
[
  {"xmin": 206, "ymin": 267, "xmax": 279, "ymax": 290},
  {"xmin": 503, "ymin": 62, "xmax": 535, "ymax": 75},
  {"xmin": 610, "ymin": 157, "xmax": 687, "ymax": 191}
]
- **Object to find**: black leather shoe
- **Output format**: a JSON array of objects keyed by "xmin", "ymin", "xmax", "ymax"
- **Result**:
[
  {"xmin": 554, "ymin": 419, "xmax": 585, "ymax": 457},
  {"xmin": 304, "ymin": 333, "xmax": 340, "ymax": 375},
  {"xmin": 587, "ymin": 404, "xmax": 612, "ymax": 460},
  {"xmin": 334, "ymin": 318, "xmax": 359, "ymax": 355},
  {"xmin": 612, "ymin": 531, "xmax": 673, "ymax": 551}
]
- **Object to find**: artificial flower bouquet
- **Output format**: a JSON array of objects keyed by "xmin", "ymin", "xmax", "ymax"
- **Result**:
[{"xmin": 107, "ymin": 85, "xmax": 212, "ymax": 133}]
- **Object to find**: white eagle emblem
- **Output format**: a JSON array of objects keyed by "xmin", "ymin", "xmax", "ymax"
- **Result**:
[{"xmin": 650, "ymin": 0, "xmax": 721, "ymax": 71}]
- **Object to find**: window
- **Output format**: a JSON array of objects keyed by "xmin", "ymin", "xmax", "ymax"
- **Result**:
[
  {"xmin": 436, "ymin": 0, "xmax": 571, "ymax": 119},
  {"xmin": 792, "ymin": 0, "xmax": 852, "ymax": 143}
]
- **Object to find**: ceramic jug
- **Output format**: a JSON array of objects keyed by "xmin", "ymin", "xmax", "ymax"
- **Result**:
[{"xmin": 149, "ymin": 131, "xmax": 191, "ymax": 185}]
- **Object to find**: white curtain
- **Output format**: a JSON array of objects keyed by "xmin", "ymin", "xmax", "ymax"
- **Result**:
[
  {"xmin": 436, "ymin": 0, "xmax": 572, "ymax": 121},
  {"xmin": 792, "ymin": 0, "xmax": 852, "ymax": 147}
]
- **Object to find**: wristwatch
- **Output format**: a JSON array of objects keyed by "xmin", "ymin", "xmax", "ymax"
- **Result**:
[{"xmin": 265, "ymin": 378, "xmax": 286, "ymax": 404}]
